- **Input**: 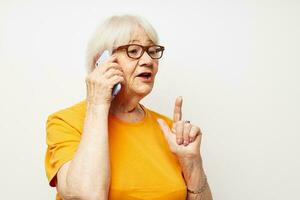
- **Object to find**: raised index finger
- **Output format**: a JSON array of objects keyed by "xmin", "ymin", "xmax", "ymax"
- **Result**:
[{"xmin": 173, "ymin": 96, "xmax": 183, "ymax": 122}]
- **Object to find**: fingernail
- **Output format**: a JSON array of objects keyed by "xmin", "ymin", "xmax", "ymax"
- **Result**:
[
  {"xmin": 179, "ymin": 138, "xmax": 183, "ymax": 145},
  {"xmin": 177, "ymin": 138, "xmax": 181, "ymax": 144},
  {"xmin": 189, "ymin": 138, "xmax": 193, "ymax": 142},
  {"xmin": 184, "ymin": 140, "xmax": 188, "ymax": 146}
]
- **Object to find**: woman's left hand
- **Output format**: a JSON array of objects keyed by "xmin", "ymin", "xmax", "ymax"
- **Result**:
[{"xmin": 157, "ymin": 96, "xmax": 202, "ymax": 160}]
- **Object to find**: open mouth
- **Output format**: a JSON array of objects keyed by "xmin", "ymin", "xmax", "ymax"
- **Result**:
[{"xmin": 137, "ymin": 72, "xmax": 152, "ymax": 79}]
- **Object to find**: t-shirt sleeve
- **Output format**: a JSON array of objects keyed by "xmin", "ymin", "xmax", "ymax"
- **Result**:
[{"xmin": 44, "ymin": 113, "xmax": 81, "ymax": 187}]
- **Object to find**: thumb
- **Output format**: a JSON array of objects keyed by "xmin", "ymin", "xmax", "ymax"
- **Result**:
[{"xmin": 157, "ymin": 118, "xmax": 174, "ymax": 144}]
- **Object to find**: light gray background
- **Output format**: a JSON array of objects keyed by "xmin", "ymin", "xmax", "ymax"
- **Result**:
[{"xmin": 0, "ymin": 0, "xmax": 299, "ymax": 199}]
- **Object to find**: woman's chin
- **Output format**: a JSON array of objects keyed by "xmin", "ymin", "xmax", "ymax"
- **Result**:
[{"xmin": 134, "ymin": 85, "xmax": 153, "ymax": 97}]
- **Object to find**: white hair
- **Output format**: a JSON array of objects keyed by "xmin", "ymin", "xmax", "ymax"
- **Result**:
[{"xmin": 85, "ymin": 15, "xmax": 159, "ymax": 73}]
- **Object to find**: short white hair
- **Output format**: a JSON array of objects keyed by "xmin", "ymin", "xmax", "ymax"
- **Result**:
[{"xmin": 85, "ymin": 15, "xmax": 159, "ymax": 73}]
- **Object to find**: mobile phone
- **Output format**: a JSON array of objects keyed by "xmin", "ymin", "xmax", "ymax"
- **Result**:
[{"xmin": 96, "ymin": 50, "xmax": 121, "ymax": 97}]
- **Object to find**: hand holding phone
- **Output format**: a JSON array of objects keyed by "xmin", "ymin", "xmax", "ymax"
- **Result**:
[{"xmin": 96, "ymin": 50, "xmax": 122, "ymax": 98}]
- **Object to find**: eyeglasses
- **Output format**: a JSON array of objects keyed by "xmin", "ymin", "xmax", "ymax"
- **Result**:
[{"xmin": 113, "ymin": 44, "xmax": 165, "ymax": 59}]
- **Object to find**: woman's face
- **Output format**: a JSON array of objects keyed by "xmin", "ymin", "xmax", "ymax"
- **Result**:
[{"xmin": 114, "ymin": 27, "xmax": 159, "ymax": 97}]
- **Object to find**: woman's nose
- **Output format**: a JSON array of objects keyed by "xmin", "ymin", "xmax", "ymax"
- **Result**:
[{"xmin": 138, "ymin": 51, "xmax": 153, "ymax": 66}]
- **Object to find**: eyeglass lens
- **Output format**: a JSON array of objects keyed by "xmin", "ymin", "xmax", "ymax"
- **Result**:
[{"xmin": 127, "ymin": 45, "xmax": 163, "ymax": 59}]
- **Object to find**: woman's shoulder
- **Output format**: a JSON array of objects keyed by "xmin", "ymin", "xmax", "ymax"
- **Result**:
[
  {"xmin": 46, "ymin": 100, "xmax": 87, "ymax": 130},
  {"xmin": 48, "ymin": 100, "xmax": 86, "ymax": 117}
]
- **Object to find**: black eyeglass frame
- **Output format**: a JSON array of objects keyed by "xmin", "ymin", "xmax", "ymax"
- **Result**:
[{"xmin": 113, "ymin": 44, "xmax": 165, "ymax": 59}]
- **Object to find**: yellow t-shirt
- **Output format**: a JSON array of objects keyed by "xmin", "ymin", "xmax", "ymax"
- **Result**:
[{"xmin": 45, "ymin": 100, "xmax": 187, "ymax": 200}]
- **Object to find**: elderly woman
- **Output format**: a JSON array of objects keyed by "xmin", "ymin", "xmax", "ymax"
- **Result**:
[{"xmin": 45, "ymin": 15, "xmax": 213, "ymax": 200}]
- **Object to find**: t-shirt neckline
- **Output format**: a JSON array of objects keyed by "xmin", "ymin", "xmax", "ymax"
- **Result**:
[{"xmin": 109, "ymin": 104, "xmax": 149, "ymax": 127}]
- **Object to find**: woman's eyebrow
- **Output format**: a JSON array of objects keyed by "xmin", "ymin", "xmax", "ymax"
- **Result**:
[
  {"xmin": 131, "ymin": 39, "xmax": 140, "ymax": 43},
  {"xmin": 130, "ymin": 39, "xmax": 153, "ymax": 44}
]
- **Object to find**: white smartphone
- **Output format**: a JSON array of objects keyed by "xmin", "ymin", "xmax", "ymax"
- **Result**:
[{"xmin": 96, "ymin": 50, "xmax": 121, "ymax": 97}]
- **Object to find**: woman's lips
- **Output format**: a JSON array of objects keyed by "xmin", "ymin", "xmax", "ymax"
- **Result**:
[
  {"xmin": 136, "ymin": 72, "xmax": 153, "ymax": 83},
  {"xmin": 136, "ymin": 75, "xmax": 153, "ymax": 83}
]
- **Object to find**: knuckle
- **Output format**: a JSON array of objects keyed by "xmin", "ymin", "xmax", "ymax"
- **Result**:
[
  {"xmin": 190, "ymin": 131, "xmax": 197, "ymax": 137},
  {"xmin": 184, "ymin": 123, "xmax": 191, "ymax": 129},
  {"xmin": 174, "ymin": 126, "xmax": 181, "ymax": 133},
  {"xmin": 172, "ymin": 123, "xmax": 177, "ymax": 130},
  {"xmin": 192, "ymin": 125, "xmax": 199, "ymax": 131},
  {"xmin": 175, "ymin": 131, "xmax": 182, "ymax": 138},
  {"xmin": 183, "ymin": 126, "xmax": 189, "ymax": 133},
  {"xmin": 183, "ymin": 130, "xmax": 189, "ymax": 137},
  {"xmin": 175, "ymin": 121, "xmax": 183, "ymax": 128},
  {"xmin": 176, "ymin": 135, "xmax": 183, "ymax": 140},
  {"xmin": 196, "ymin": 126, "xmax": 201, "ymax": 133}
]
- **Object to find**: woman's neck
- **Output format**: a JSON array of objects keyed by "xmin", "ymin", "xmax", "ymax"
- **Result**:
[{"xmin": 109, "ymin": 94, "xmax": 145, "ymax": 122}]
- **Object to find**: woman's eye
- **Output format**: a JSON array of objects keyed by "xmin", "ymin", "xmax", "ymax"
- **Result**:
[
  {"xmin": 149, "ymin": 51, "xmax": 156, "ymax": 55},
  {"xmin": 129, "ymin": 49, "xmax": 138, "ymax": 53},
  {"xmin": 149, "ymin": 49, "xmax": 160, "ymax": 55}
]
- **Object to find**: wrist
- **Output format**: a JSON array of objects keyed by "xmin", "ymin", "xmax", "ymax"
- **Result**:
[
  {"xmin": 187, "ymin": 175, "xmax": 208, "ymax": 195},
  {"xmin": 178, "ymin": 154, "xmax": 202, "ymax": 173},
  {"xmin": 178, "ymin": 156, "xmax": 206, "ymax": 189},
  {"xmin": 86, "ymin": 103, "xmax": 110, "ymax": 115}
]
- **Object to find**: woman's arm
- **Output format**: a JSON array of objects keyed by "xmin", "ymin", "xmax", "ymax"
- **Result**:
[
  {"xmin": 56, "ymin": 54, "xmax": 123, "ymax": 200},
  {"xmin": 56, "ymin": 104, "xmax": 111, "ymax": 200},
  {"xmin": 179, "ymin": 156, "xmax": 213, "ymax": 200},
  {"xmin": 157, "ymin": 97, "xmax": 213, "ymax": 200}
]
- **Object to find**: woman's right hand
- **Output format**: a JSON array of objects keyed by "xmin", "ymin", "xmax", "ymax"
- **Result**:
[{"xmin": 85, "ymin": 54, "xmax": 124, "ymax": 106}]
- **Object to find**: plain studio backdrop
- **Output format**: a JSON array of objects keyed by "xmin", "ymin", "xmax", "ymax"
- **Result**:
[{"xmin": 0, "ymin": 0, "xmax": 299, "ymax": 199}]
